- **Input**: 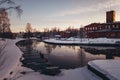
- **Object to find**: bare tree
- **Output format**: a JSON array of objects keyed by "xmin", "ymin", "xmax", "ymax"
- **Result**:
[
  {"xmin": 0, "ymin": 0, "xmax": 22, "ymax": 38},
  {"xmin": 25, "ymin": 23, "xmax": 33, "ymax": 38},
  {"xmin": 0, "ymin": 0, "xmax": 22, "ymax": 16}
]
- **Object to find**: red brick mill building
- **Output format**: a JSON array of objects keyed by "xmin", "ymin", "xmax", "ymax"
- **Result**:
[{"xmin": 84, "ymin": 10, "xmax": 120, "ymax": 38}]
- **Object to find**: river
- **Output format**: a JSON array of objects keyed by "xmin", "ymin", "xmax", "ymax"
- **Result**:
[{"xmin": 17, "ymin": 39, "xmax": 120, "ymax": 75}]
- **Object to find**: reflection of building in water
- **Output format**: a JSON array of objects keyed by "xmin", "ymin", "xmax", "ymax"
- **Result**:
[
  {"xmin": 106, "ymin": 51, "xmax": 114, "ymax": 59},
  {"xmin": 82, "ymin": 46, "xmax": 120, "ymax": 59}
]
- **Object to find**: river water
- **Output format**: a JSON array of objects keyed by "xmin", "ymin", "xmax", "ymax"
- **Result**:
[{"xmin": 17, "ymin": 39, "xmax": 120, "ymax": 75}]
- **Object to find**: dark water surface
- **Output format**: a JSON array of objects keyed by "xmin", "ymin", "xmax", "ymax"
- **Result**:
[{"xmin": 17, "ymin": 39, "xmax": 120, "ymax": 75}]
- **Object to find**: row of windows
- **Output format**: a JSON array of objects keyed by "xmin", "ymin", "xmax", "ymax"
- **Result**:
[{"xmin": 85, "ymin": 24, "xmax": 120, "ymax": 31}]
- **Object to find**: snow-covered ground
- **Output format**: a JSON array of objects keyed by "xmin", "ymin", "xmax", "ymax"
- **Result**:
[
  {"xmin": 88, "ymin": 60, "xmax": 120, "ymax": 80},
  {"xmin": 16, "ymin": 67, "xmax": 101, "ymax": 80},
  {"xmin": 0, "ymin": 39, "xmax": 23, "ymax": 80},
  {"xmin": 0, "ymin": 38, "xmax": 101, "ymax": 80},
  {"xmin": 44, "ymin": 38, "xmax": 120, "ymax": 45},
  {"xmin": 1, "ymin": 38, "xmax": 120, "ymax": 80}
]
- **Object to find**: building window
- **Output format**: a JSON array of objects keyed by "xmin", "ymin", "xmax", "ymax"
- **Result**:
[
  {"xmin": 112, "ymin": 25, "xmax": 115, "ymax": 28},
  {"xmin": 119, "ymin": 25, "xmax": 120, "ymax": 28},
  {"xmin": 92, "ymin": 27, "xmax": 94, "ymax": 30},
  {"xmin": 100, "ymin": 26, "xmax": 102, "ymax": 30},
  {"xmin": 105, "ymin": 25, "xmax": 108, "ymax": 29},
  {"xmin": 109, "ymin": 25, "xmax": 111, "ymax": 29},
  {"xmin": 116, "ymin": 25, "xmax": 118, "ymax": 28},
  {"xmin": 95, "ymin": 27, "xmax": 97, "ymax": 30},
  {"xmin": 90, "ymin": 28, "xmax": 91, "ymax": 30}
]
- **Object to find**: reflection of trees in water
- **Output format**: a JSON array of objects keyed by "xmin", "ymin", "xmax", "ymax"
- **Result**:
[
  {"xmin": 64, "ymin": 46, "xmax": 76, "ymax": 50},
  {"xmin": 44, "ymin": 44, "xmax": 60, "ymax": 54},
  {"xmin": 105, "ymin": 50, "xmax": 114, "ymax": 59},
  {"xmin": 44, "ymin": 44, "xmax": 53, "ymax": 54},
  {"xmin": 52, "ymin": 45, "xmax": 57, "ymax": 50},
  {"xmin": 44, "ymin": 44, "xmax": 81, "ymax": 55},
  {"xmin": 58, "ymin": 45, "xmax": 61, "ymax": 48},
  {"xmin": 68, "ymin": 46, "xmax": 71, "ymax": 49},
  {"xmin": 32, "ymin": 40, "xmax": 39, "ymax": 48},
  {"xmin": 83, "ymin": 46, "xmax": 120, "ymax": 59},
  {"xmin": 72, "ymin": 46, "xmax": 76, "ymax": 51},
  {"xmin": 25, "ymin": 39, "xmax": 32, "ymax": 54},
  {"xmin": 69, "ymin": 46, "xmax": 78, "ymax": 51},
  {"xmin": 26, "ymin": 44, "xmax": 32, "ymax": 54},
  {"xmin": 77, "ymin": 47, "xmax": 86, "ymax": 67},
  {"xmin": 17, "ymin": 39, "xmax": 40, "ymax": 54},
  {"xmin": 115, "ymin": 47, "xmax": 120, "ymax": 57}
]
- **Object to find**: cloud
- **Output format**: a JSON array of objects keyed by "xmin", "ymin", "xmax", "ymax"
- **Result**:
[{"xmin": 50, "ymin": 0, "xmax": 120, "ymax": 17}]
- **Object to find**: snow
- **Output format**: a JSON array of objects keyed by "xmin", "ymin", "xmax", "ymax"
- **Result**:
[
  {"xmin": 44, "ymin": 38, "xmax": 120, "ymax": 45},
  {"xmin": 1, "ymin": 38, "xmax": 120, "ymax": 80},
  {"xmin": 0, "ymin": 39, "xmax": 23, "ymax": 80},
  {"xmin": 88, "ymin": 60, "xmax": 120, "ymax": 80},
  {"xmin": 0, "ymin": 38, "xmax": 102, "ymax": 80},
  {"xmin": 16, "ymin": 67, "xmax": 101, "ymax": 80},
  {"xmin": 0, "ymin": 39, "xmax": 6, "ymax": 52}
]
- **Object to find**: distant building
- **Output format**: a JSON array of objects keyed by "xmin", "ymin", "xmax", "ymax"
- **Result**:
[
  {"xmin": 60, "ymin": 31, "xmax": 71, "ymax": 38},
  {"xmin": 106, "ymin": 10, "xmax": 116, "ymax": 23},
  {"xmin": 84, "ymin": 10, "xmax": 120, "ymax": 38}
]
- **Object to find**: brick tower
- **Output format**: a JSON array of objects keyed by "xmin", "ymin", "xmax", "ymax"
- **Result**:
[{"xmin": 106, "ymin": 10, "xmax": 116, "ymax": 23}]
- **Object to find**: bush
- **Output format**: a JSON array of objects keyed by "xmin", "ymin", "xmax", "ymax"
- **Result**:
[{"xmin": 0, "ymin": 32, "xmax": 13, "ymax": 39}]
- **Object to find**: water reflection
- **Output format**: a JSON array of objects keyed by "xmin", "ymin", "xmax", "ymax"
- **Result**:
[
  {"xmin": 17, "ymin": 40, "xmax": 120, "ymax": 70},
  {"xmin": 17, "ymin": 40, "xmax": 61, "ymax": 76},
  {"xmin": 36, "ymin": 42, "xmax": 105, "ymax": 69},
  {"xmin": 77, "ymin": 48, "xmax": 86, "ymax": 67},
  {"xmin": 82, "ymin": 46, "xmax": 120, "ymax": 59},
  {"xmin": 43, "ymin": 44, "xmax": 83, "ymax": 68}
]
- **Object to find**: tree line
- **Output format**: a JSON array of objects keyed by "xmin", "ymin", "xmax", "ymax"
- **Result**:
[{"xmin": 0, "ymin": 0, "xmax": 22, "ymax": 38}]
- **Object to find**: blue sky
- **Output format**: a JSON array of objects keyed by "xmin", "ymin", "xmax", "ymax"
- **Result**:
[{"xmin": 9, "ymin": 0, "xmax": 120, "ymax": 32}]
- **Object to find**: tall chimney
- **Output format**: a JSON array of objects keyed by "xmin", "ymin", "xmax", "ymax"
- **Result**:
[{"xmin": 106, "ymin": 10, "xmax": 116, "ymax": 23}]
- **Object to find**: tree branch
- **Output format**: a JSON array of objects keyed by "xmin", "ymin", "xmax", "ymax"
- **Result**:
[{"xmin": 0, "ymin": 0, "xmax": 15, "ymax": 5}]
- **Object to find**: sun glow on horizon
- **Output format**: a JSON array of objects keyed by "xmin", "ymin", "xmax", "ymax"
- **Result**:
[{"xmin": 9, "ymin": 0, "xmax": 120, "ymax": 32}]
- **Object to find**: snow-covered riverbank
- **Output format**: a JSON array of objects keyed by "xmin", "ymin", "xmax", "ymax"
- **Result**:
[
  {"xmin": 0, "ymin": 39, "xmax": 22, "ymax": 80},
  {"xmin": 88, "ymin": 60, "xmax": 120, "ymax": 80},
  {"xmin": 0, "ymin": 39, "xmax": 101, "ymax": 80},
  {"xmin": 1, "ymin": 38, "xmax": 120, "ymax": 80},
  {"xmin": 16, "ymin": 67, "xmax": 101, "ymax": 80},
  {"xmin": 44, "ymin": 38, "xmax": 120, "ymax": 46}
]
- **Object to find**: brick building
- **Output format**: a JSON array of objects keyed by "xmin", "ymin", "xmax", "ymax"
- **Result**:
[{"xmin": 84, "ymin": 10, "xmax": 120, "ymax": 38}]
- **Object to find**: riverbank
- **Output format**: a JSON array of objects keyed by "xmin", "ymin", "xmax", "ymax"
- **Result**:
[
  {"xmin": 0, "ymin": 39, "xmax": 22, "ymax": 80},
  {"xmin": 0, "ymin": 38, "xmax": 100, "ymax": 80},
  {"xmin": 88, "ymin": 60, "xmax": 120, "ymax": 80},
  {"xmin": 44, "ymin": 38, "xmax": 120, "ymax": 46},
  {"xmin": 0, "ymin": 38, "xmax": 120, "ymax": 80}
]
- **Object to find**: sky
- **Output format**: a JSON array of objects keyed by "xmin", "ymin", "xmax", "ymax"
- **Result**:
[{"xmin": 8, "ymin": 0, "xmax": 120, "ymax": 32}]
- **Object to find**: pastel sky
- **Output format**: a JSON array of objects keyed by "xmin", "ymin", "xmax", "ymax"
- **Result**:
[{"xmin": 9, "ymin": 0, "xmax": 120, "ymax": 32}]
